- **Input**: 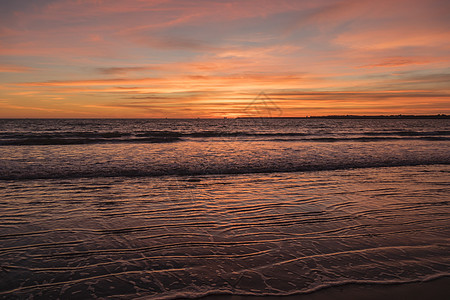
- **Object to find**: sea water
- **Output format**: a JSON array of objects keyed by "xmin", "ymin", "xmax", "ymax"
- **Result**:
[{"xmin": 0, "ymin": 118, "xmax": 449, "ymax": 299}]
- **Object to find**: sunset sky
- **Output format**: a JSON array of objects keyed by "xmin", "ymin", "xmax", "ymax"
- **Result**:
[{"xmin": 1, "ymin": 0, "xmax": 449, "ymax": 118}]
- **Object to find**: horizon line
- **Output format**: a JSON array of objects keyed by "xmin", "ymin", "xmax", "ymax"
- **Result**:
[{"xmin": 0, "ymin": 114, "xmax": 449, "ymax": 120}]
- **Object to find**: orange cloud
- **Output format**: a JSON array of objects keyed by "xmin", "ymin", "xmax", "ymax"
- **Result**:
[
  {"xmin": 0, "ymin": 64, "xmax": 34, "ymax": 73},
  {"xmin": 96, "ymin": 66, "xmax": 162, "ymax": 75},
  {"xmin": 17, "ymin": 73, "xmax": 316, "ymax": 89}
]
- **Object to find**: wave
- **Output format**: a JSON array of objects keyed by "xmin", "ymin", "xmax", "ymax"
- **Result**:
[
  {"xmin": 363, "ymin": 130, "xmax": 450, "ymax": 136},
  {"xmin": 270, "ymin": 136, "xmax": 450, "ymax": 142},
  {"xmin": 0, "ymin": 136, "xmax": 181, "ymax": 145},
  {"xmin": 1, "ymin": 129, "xmax": 449, "ymax": 145},
  {"xmin": 1, "ymin": 159, "xmax": 448, "ymax": 181}
]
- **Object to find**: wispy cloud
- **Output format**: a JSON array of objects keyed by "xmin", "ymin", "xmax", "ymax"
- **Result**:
[
  {"xmin": 0, "ymin": 64, "xmax": 34, "ymax": 73},
  {"xmin": 359, "ymin": 57, "xmax": 432, "ymax": 68},
  {"xmin": 96, "ymin": 66, "xmax": 161, "ymax": 75}
]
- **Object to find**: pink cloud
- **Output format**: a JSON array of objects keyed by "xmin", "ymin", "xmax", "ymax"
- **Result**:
[{"xmin": 335, "ymin": 29, "xmax": 449, "ymax": 50}]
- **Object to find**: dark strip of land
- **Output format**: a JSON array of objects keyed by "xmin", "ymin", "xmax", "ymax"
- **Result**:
[{"xmin": 238, "ymin": 114, "xmax": 449, "ymax": 119}]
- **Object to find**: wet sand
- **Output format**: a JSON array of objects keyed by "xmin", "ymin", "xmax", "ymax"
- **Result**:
[{"xmin": 199, "ymin": 276, "xmax": 450, "ymax": 300}]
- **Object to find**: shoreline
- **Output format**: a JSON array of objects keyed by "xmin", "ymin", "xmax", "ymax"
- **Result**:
[{"xmin": 198, "ymin": 276, "xmax": 450, "ymax": 300}]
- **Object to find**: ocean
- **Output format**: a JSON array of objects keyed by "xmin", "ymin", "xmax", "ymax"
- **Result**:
[{"xmin": 0, "ymin": 118, "xmax": 449, "ymax": 299}]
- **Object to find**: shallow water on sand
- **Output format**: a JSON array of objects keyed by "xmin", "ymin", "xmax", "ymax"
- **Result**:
[{"xmin": 1, "ymin": 165, "xmax": 449, "ymax": 299}]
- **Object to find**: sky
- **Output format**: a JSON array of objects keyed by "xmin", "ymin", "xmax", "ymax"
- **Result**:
[{"xmin": 0, "ymin": 0, "xmax": 449, "ymax": 118}]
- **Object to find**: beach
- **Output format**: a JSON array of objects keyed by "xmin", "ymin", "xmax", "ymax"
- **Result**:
[
  {"xmin": 201, "ymin": 276, "xmax": 450, "ymax": 300},
  {"xmin": 0, "ymin": 118, "xmax": 449, "ymax": 299}
]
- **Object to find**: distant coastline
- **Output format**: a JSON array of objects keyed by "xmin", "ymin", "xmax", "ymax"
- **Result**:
[
  {"xmin": 238, "ymin": 114, "xmax": 449, "ymax": 119},
  {"xmin": 0, "ymin": 114, "xmax": 449, "ymax": 120}
]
